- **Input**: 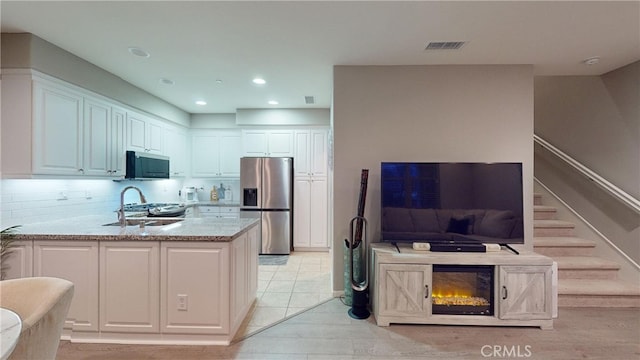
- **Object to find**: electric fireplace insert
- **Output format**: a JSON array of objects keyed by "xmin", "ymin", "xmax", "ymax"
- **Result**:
[{"xmin": 432, "ymin": 265, "xmax": 494, "ymax": 316}]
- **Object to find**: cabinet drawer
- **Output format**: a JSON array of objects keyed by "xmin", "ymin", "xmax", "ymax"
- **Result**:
[{"xmin": 219, "ymin": 207, "xmax": 239, "ymax": 214}]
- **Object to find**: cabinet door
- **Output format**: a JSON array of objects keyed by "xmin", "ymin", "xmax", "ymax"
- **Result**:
[
  {"xmin": 161, "ymin": 242, "xmax": 230, "ymax": 334},
  {"xmin": 499, "ymin": 265, "xmax": 552, "ymax": 320},
  {"xmin": 378, "ymin": 263, "xmax": 431, "ymax": 318},
  {"xmin": 266, "ymin": 130, "xmax": 294, "ymax": 157},
  {"xmin": 294, "ymin": 131, "xmax": 310, "ymax": 176},
  {"xmin": 127, "ymin": 112, "xmax": 163, "ymax": 154},
  {"xmin": 309, "ymin": 177, "xmax": 328, "ymax": 247},
  {"xmin": 310, "ymin": 130, "xmax": 328, "ymax": 176},
  {"xmin": 191, "ymin": 133, "xmax": 221, "ymax": 177},
  {"xmin": 247, "ymin": 225, "xmax": 260, "ymax": 300},
  {"xmin": 146, "ymin": 118, "xmax": 164, "ymax": 154},
  {"xmin": 164, "ymin": 126, "xmax": 189, "ymax": 177},
  {"xmin": 293, "ymin": 178, "xmax": 311, "ymax": 248},
  {"xmin": 218, "ymin": 133, "xmax": 242, "ymax": 176},
  {"xmin": 83, "ymin": 97, "xmax": 111, "ymax": 176},
  {"xmin": 1, "ymin": 240, "xmax": 33, "ymax": 280},
  {"xmin": 109, "ymin": 107, "xmax": 126, "ymax": 176},
  {"xmin": 32, "ymin": 81, "xmax": 84, "ymax": 175},
  {"xmin": 33, "ymin": 241, "xmax": 99, "ymax": 332},
  {"xmin": 126, "ymin": 112, "xmax": 147, "ymax": 152},
  {"xmin": 100, "ymin": 241, "xmax": 160, "ymax": 333},
  {"xmin": 231, "ymin": 233, "xmax": 248, "ymax": 327},
  {"xmin": 242, "ymin": 130, "xmax": 268, "ymax": 156}
]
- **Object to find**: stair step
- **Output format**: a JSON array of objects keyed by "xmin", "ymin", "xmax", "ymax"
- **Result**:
[
  {"xmin": 534, "ymin": 205, "xmax": 557, "ymax": 220},
  {"xmin": 534, "ymin": 193, "xmax": 543, "ymax": 206},
  {"xmin": 558, "ymin": 279, "xmax": 640, "ymax": 307},
  {"xmin": 554, "ymin": 256, "xmax": 621, "ymax": 279},
  {"xmin": 534, "ymin": 220, "xmax": 576, "ymax": 237},
  {"xmin": 534, "ymin": 237, "xmax": 596, "ymax": 256}
]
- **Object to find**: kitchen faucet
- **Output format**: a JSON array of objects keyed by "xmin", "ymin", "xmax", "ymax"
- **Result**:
[{"xmin": 118, "ymin": 186, "xmax": 147, "ymax": 227}]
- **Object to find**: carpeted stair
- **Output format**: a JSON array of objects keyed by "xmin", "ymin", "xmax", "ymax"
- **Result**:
[{"xmin": 533, "ymin": 193, "xmax": 640, "ymax": 307}]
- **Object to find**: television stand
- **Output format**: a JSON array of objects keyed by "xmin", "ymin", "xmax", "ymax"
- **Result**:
[{"xmin": 370, "ymin": 243, "xmax": 556, "ymax": 330}]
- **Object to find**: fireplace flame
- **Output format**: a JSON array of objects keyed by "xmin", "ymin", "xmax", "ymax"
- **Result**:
[{"xmin": 432, "ymin": 291, "xmax": 490, "ymax": 306}]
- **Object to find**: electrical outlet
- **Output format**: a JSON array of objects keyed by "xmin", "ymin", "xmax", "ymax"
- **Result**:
[
  {"xmin": 85, "ymin": 190, "xmax": 92, "ymax": 199},
  {"xmin": 57, "ymin": 191, "xmax": 68, "ymax": 200},
  {"xmin": 177, "ymin": 294, "xmax": 188, "ymax": 311}
]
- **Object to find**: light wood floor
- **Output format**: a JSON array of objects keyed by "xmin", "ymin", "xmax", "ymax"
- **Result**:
[{"xmin": 57, "ymin": 299, "xmax": 639, "ymax": 359}]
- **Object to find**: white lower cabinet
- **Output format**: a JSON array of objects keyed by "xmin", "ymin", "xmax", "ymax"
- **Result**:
[
  {"xmin": 33, "ymin": 241, "xmax": 99, "ymax": 332},
  {"xmin": 196, "ymin": 206, "xmax": 240, "ymax": 219},
  {"xmin": 2, "ymin": 240, "xmax": 33, "ymax": 280},
  {"xmin": 161, "ymin": 242, "xmax": 230, "ymax": 334},
  {"xmin": 293, "ymin": 176, "xmax": 328, "ymax": 249},
  {"xmin": 99, "ymin": 241, "xmax": 160, "ymax": 333},
  {"xmin": 13, "ymin": 226, "xmax": 259, "ymax": 344}
]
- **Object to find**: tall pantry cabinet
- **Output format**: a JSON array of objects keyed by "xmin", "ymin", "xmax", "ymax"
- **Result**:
[{"xmin": 293, "ymin": 129, "xmax": 329, "ymax": 250}]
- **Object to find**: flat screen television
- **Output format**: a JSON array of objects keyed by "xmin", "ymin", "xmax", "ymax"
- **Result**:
[{"xmin": 381, "ymin": 162, "xmax": 524, "ymax": 245}]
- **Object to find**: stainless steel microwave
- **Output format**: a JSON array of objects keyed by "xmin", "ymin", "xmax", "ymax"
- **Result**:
[{"xmin": 125, "ymin": 151, "xmax": 170, "ymax": 179}]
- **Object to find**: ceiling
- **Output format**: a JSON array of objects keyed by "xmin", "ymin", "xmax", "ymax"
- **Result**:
[{"xmin": 2, "ymin": 1, "xmax": 639, "ymax": 114}]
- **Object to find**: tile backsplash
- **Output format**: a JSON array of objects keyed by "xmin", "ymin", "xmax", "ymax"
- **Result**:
[{"xmin": 1, "ymin": 178, "xmax": 242, "ymax": 228}]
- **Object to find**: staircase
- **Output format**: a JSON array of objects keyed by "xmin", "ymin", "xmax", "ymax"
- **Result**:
[{"xmin": 533, "ymin": 193, "xmax": 640, "ymax": 307}]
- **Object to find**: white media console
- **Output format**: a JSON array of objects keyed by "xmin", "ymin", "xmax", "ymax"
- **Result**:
[{"xmin": 370, "ymin": 243, "xmax": 557, "ymax": 330}]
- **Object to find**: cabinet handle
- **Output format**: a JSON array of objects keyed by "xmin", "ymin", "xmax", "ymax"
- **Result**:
[
  {"xmin": 78, "ymin": 168, "xmax": 84, "ymax": 173},
  {"xmin": 502, "ymin": 286, "xmax": 508, "ymax": 300},
  {"xmin": 425, "ymin": 285, "xmax": 429, "ymax": 299}
]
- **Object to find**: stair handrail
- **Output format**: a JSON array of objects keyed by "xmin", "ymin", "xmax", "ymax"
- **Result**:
[{"xmin": 534, "ymin": 134, "xmax": 640, "ymax": 214}]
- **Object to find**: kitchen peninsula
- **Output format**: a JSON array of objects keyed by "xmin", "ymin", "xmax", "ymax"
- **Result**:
[{"xmin": 5, "ymin": 216, "xmax": 260, "ymax": 345}]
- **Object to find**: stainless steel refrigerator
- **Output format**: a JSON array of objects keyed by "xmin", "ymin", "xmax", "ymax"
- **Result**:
[{"xmin": 240, "ymin": 157, "xmax": 293, "ymax": 254}]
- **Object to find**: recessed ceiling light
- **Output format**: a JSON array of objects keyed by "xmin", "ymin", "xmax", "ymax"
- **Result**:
[
  {"xmin": 195, "ymin": 100, "xmax": 207, "ymax": 106},
  {"xmin": 253, "ymin": 78, "xmax": 266, "ymax": 85},
  {"xmin": 268, "ymin": 100, "xmax": 279, "ymax": 105},
  {"xmin": 128, "ymin": 47, "xmax": 150, "ymax": 58},
  {"xmin": 159, "ymin": 78, "xmax": 174, "ymax": 85},
  {"xmin": 583, "ymin": 57, "xmax": 600, "ymax": 65}
]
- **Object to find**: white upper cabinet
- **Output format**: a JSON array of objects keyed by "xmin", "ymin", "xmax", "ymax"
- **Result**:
[
  {"xmin": 164, "ymin": 125, "xmax": 189, "ymax": 177},
  {"xmin": 32, "ymin": 80, "xmax": 84, "ymax": 176},
  {"xmin": 83, "ymin": 97, "xmax": 125, "ymax": 177},
  {"xmin": 191, "ymin": 130, "xmax": 242, "ymax": 177},
  {"xmin": 294, "ymin": 129, "xmax": 328, "ymax": 177},
  {"xmin": 242, "ymin": 129, "xmax": 294, "ymax": 157},
  {"xmin": 127, "ymin": 111, "xmax": 164, "ymax": 155}
]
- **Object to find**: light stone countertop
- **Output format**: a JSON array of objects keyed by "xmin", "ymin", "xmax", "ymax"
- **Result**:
[{"xmin": 11, "ymin": 215, "xmax": 258, "ymax": 242}]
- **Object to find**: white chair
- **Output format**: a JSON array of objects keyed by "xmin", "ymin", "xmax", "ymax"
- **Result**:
[{"xmin": 0, "ymin": 277, "xmax": 74, "ymax": 360}]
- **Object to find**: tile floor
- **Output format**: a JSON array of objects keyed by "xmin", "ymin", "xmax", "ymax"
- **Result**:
[{"xmin": 236, "ymin": 251, "xmax": 333, "ymax": 337}]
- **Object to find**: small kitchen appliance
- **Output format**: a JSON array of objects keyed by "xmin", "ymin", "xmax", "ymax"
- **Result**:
[{"xmin": 180, "ymin": 187, "xmax": 198, "ymax": 203}]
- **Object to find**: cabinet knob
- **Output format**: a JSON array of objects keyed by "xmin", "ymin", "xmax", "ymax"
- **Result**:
[{"xmin": 78, "ymin": 168, "xmax": 84, "ymax": 173}]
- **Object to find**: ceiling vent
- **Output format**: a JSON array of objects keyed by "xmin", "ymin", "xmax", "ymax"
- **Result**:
[
  {"xmin": 304, "ymin": 96, "xmax": 315, "ymax": 105},
  {"xmin": 425, "ymin": 41, "xmax": 466, "ymax": 50}
]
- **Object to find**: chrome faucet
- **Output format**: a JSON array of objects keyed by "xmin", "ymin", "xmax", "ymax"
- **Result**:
[{"xmin": 119, "ymin": 186, "xmax": 147, "ymax": 227}]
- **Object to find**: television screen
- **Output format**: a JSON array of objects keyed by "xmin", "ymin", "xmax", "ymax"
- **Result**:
[{"xmin": 381, "ymin": 162, "xmax": 524, "ymax": 244}]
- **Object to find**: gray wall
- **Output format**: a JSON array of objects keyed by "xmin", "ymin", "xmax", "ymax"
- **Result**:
[
  {"xmin": 534, "ymin": 61, "xmax": 640, "ymax": 264},
  {"xmin": 1, "ymin": 33, "xmax": 190, "ymax": 127},
  {"xmin": 332, "ymin": 65, "xmax": 534, "ymax": 292}
]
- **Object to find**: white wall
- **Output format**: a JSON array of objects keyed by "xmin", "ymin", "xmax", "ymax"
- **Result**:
[
  {"xmin": 535, "ymin": 61, "xmax": 639, "ymax": 199},
  {"xmin": 534, "ymin": 61, "xmax": 640, "ymax": 265},
  {"xmin": 332, "ymin": 65, "xmax": 534, "ymax": 292}
]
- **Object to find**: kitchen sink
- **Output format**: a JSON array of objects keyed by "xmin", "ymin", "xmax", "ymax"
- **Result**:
[{"xmin": 103, "ymin": 218, "xmax": 184, "ymax": 227}]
